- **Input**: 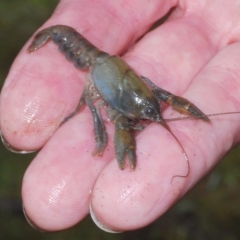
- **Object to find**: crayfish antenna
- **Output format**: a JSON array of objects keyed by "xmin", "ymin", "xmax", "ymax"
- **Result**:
[
  {"xmin": 162, "ymin": 111, "xmax": 240, "ymax": 182},
  {"xmin": 160, "ymin": 120, "xmax": 190, "ymax": 183},
  {"xmin": 165, "ymin": 111, "xmax": 240, "ymax": 122}
]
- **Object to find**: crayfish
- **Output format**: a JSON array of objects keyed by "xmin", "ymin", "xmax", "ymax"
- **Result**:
[{"xmin": 28, "ymin": 25, "xmax": 210, "ymax": 170}]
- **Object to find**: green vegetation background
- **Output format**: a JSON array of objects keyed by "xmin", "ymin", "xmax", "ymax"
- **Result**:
[{"xmin": 1, "ymin": 1, "xmax": 240, "ymax": 239}]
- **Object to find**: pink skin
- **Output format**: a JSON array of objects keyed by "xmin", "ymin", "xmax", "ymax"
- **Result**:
[{"xmin": 1, "ymin": 0, "xmax": 240, "ymax": 232}]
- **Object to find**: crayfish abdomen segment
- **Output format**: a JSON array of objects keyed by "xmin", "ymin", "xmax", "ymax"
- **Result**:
[{"xmin": 28, "ymin": 25, "xmax": 106, "ymax": 70}]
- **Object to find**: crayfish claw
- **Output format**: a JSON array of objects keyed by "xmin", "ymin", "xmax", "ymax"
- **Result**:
[
  {"xmin": 184, "ymin": 102, "xmax": 210, "ymax": 122},
  {"xmin": 128, "ymin": 149, "xmax": 137, "ymax": 170},
  {"xmin": 115, "ymin": 145, "xmax": 136, "ymax": 170},
  {"xmin": 142, "ymin": 76, "xmax": 209, "ymax": 122},
  {"xmin": 167, "ymin": 96, "xmax": 210, "ymax": 122},
  {"xmin": 113, "ymin": 114, "xmax": 136, "ymax": 170}
]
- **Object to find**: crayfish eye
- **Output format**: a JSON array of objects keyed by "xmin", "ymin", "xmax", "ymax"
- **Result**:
[{"xmin": 145, "ymin": 107, "xmax": 155, "ymax": 116}]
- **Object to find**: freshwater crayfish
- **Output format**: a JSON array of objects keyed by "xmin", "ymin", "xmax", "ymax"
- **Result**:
[{"xmin": 28, "ymin": 25, "xmax": 210, "ymax": 170}]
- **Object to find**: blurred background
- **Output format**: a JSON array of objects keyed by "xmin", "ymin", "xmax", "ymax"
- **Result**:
[{"xmin": 1, "ymin": 1, "xmax": 240, "ymax": 239}]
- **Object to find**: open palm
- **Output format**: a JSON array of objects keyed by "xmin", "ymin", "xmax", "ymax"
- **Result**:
[{"xmin": 1, "ymin": 0, "xmax": 240, "ymax": 232}]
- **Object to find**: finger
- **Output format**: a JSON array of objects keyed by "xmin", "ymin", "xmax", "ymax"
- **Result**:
[
  {"xmin": 0, "ymin": 0, "xmax": 173, "ymax": 151},
  {"xmin": 89, "ymin": 2, "xmax": 240, "ymax": 231},
  {"xmin": 22, "ymin": 111, "xmax": 115, "ymax": 231},
  {"xmin": 124, "ymin": 0, "xmax": 240, "ymax": 93}
]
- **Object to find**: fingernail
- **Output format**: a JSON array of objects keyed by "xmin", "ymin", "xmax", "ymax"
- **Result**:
[
  {"xmin": 1, "ymin": 132, "xmax": 35, "ymax": 154},
  {"xmin": 89, "ymin": 203, "xmax": 122, "ymax": 233},
  {"xmin": 22, "ymin": 204, "xmax": 45, "ymax": 232}
]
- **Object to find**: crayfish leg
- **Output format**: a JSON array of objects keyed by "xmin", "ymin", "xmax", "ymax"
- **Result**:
[
  {"xmin": 61, "ymin": 95, "xmax": 85, "ymax": 125},
  {"xmin": 85, "ymin": 95, "xmax": 108, "ymax": 156}
]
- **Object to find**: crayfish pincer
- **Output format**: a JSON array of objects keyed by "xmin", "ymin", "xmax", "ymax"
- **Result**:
[{"xmin": 28, "ymin": 25, "xmax": 209, "ymax": 170}]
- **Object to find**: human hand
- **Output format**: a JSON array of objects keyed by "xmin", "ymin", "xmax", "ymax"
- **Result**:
[{"xmin": 1, "ymin": 0, "xmax": 240, "ymax": 232}]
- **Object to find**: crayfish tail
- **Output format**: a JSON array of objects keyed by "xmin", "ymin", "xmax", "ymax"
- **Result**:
[
  {"xmin": 28, "ymin": 25, "xmax": 107, "ymax": 70},
  {"xmin": 28, "ymin": 29, "xmax": 52, "ymax": 53}
]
